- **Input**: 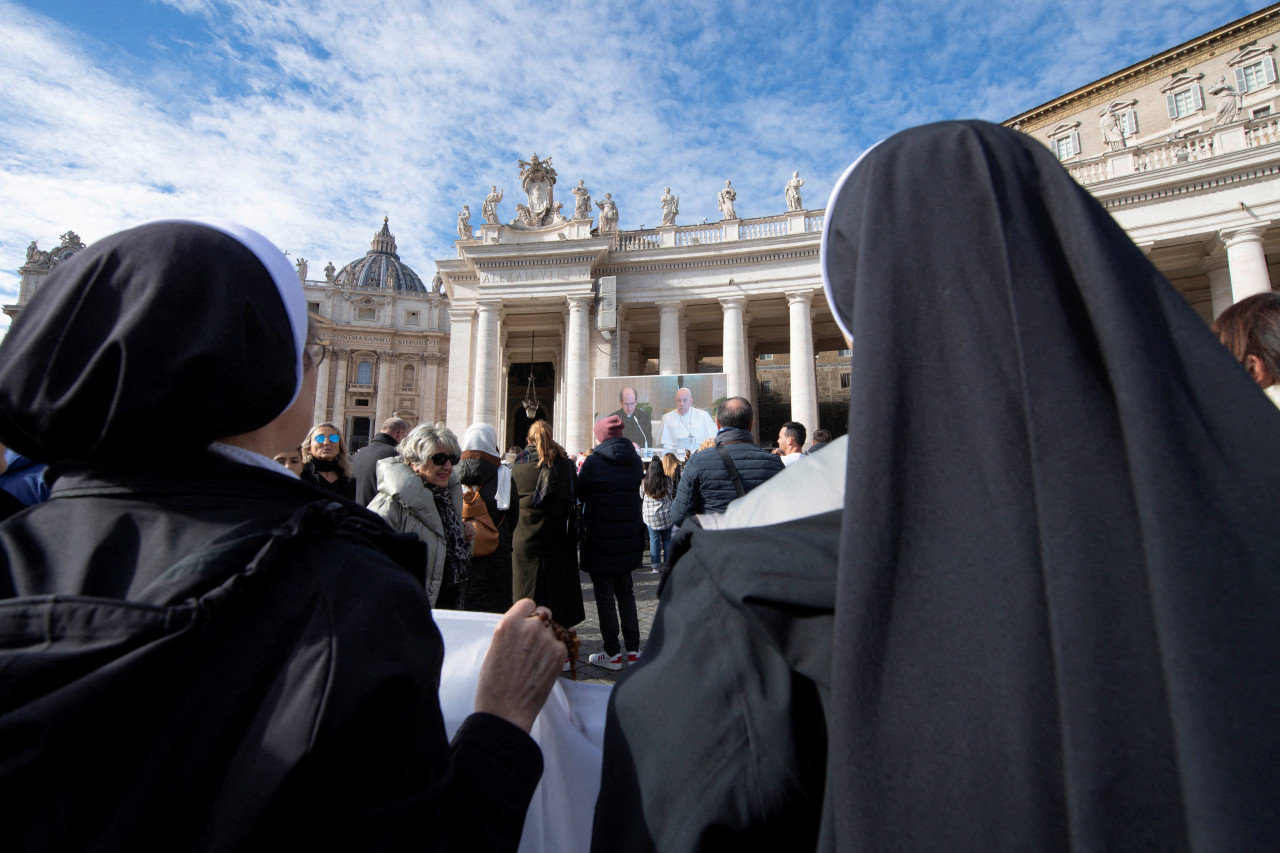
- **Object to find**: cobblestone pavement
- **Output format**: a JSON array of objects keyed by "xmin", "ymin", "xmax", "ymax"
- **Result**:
[{"xmin": 568, "ymin": 549, "xmax": 662, "ymax": 686}]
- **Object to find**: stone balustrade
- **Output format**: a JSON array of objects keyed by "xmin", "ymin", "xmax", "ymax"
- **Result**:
[
  {"xmin": 804, "ymin": 214, "xmax": 825, "ymax": 232},
  {"xmin": 614, "ymin": 210, "xmax": 817, "ymax": 252},
  {"xmin": 674, "ymin": 224, "xmax": 724, "ymax": 246},
  {"xmin": 738, "ymin": 214, "xmax": 790, "ymax": 241}
]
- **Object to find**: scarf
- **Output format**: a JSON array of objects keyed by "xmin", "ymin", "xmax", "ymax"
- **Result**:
[{"xmin": 429, "ymin": 483, "xmax": 470, "ymax": 585}]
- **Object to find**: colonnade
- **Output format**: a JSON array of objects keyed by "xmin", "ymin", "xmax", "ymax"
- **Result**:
[{"xmin": 450, "ymin": 286, "xmax": 827, "ymax": 453}]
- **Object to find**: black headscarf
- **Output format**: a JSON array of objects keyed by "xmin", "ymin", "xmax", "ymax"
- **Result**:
[
  {"xmin": 822, "ymin": 121, "xmax": 1280, "ymax": 850},
  {"xmin": 0, "ymin": 220, "xmax": 307, "ymax": 463}
]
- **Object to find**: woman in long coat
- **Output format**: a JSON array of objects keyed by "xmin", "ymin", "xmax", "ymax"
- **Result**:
[
  {"xmin": 510, "ymin": 420, "xmax": 584, "ymax": 628},
  {"xmin": 454, "ymin": 422, "xmax": 519, "ymax": 613}
]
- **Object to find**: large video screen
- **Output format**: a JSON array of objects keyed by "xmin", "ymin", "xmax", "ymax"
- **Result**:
[{"xmin": 593, "ymin": 373, "xmax": 728, "ymax": 455}]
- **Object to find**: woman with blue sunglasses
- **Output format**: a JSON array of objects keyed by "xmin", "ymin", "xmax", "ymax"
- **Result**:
[{"xmin": 301, "ymin": 422, "xmax": 355, "ymax": 500}]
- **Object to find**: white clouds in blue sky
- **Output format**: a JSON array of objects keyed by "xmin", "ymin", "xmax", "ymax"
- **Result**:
[{"xmin": 0, "ymin": 0, "xmax": 1271, "ymax": 334}]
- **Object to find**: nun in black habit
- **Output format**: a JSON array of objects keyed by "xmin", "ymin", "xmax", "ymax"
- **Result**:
[
  {"xmin": 591, "ymin": 120, "xmax": 1280, "ymax": 852},
  {"xmin": 0, "ymin": 220, "xmax": 565, "ymax": 851}
]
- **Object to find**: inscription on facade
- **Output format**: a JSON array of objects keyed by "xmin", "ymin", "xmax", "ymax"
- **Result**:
[
  {"xmin": 335, "ymin": 333, "xmax": 392, "ymax": 344},
  {"xmin": 477, "ymin": 265, "xmax": 590, "ymax": 284}
]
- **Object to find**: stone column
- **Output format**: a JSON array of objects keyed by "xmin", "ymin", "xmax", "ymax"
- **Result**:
[
  {"xmin": 445, "ymin": 307, "xmax": 475, "ymax": 436},
  {"xmin": 720, "ymin": 296, "xmax": 748, "ymax": 399},
  {"xmin": 472, "ymin": 300, "xmax": 502, "ymax": 427},
  {"xmin": 374, "ymin": 353, "xmax": 393, "ymax": 428},
  {"xmin": 330, "ymin": 349, "xmax": 349, "ymax": 432},
  {"xmin": 312, "ymin": 346, "xmax": 332, "ymax": 426},
  {"xmin": 1222, "ymin": 226, "xmax": 1273, "ymax": 302},
  {"xmin": 1203, "ymin": 254, "xmax": 1233, "ymax": 319},
  {"xmin": 498, "ymin": 331, "xmax": 510, "ymax": 442},
  {"xmin": 554, "ymin": 344, "xmax": 565, "ymax": 447},
  {"xmin": 421, "ymin": 353, "xmax": 439, "ymax": 424},
  {"xmin": 788, "ymin": 290, "xmax": 819, "ymax": 446},
  {"xmin": 565, "ymin": 296, "xmax": 593, "ymax": 453},
  {"xmin": 679, "ymin": 316, "xmax": 690, "ymax": 374},
  {"xmin": 657, "ymin": 301, "xmax": 682, "ymax": 375}
]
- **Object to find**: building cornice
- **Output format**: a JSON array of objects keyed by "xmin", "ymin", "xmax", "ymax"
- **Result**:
[{"xmin": 1006, "ymin": 3, "xmax": 1280, "ymax": 133}]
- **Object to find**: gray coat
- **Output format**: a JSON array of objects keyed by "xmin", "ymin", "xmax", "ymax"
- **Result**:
[{"xmin": 367, "ymin": 457, "xmax": 463, "ymax": 605}]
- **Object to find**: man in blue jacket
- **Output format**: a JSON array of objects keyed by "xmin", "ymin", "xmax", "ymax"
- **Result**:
[{"xmin": 670, "ymin": 397, "xmax": 783, "ymax": 527}]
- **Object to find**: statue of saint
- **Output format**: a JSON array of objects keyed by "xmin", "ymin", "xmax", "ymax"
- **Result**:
[
  {"xmin": 785, "ymin": 171, "xmax": 805, "ymax": 211},
  {"xmin": 324, "ymin": 261, "xmax": 336, "ymax": 282},
  {"xmin": 59, "ymin": 231, "xmax": 85, "ymax": 250},
  {"xmin": 661, "ymin": 187, "xmax": 679, "ymax": 226},
  {"xmin": 295, "ymin": 258, "xmax": 308, "ymax": 282},
  {"xmin": 457, "ymin": 205, "xmax": 472, "ymax": 240},
  {"xmin": 25, "ymin": 241, "xmax": 39, "ymax": 264},
  {"xmin": 1099, "ymin": 107, "xmax": 1126, "ymax": 150},
  {"xmin": 718, "ymin": 180, "xmax": 737, "ymax": 220},
  {"xmin": 572, "ymin": 180, "xmax": 592, "ymax": 220},
  {"xmin": 432, "ymin": 272, "xmax": 444, "ymax": 293},
  {"xmin": 482, "ymin": 186, "xmax": 504, "ymax": 225},
  {"xmin": 596, "ymin": 193, "xmax": 619, "ymax": 233},
  {"xmin": 1210, "ymin": 76, "xmax": 1243, "ymax": 127}
]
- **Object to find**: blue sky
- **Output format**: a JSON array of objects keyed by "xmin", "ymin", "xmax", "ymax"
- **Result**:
[{"xmin": 0, "ymin": 0, "xmax": 1272, "ymax": 335}]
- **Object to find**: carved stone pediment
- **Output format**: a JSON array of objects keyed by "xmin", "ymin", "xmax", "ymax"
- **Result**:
[
  {"xmin": 1228, "ymin": 44, "xmax": 1276, "ymax": 67},
  {"xmin": 1161, "ymin": 72, "xmax": 1204, "ymax": 93},
  {"xmin": 1046, "ymin": 120, "xmax": 1080, "ymax": 138},
  {"xmin": 1103, "ymin": 99, "xmax": 1138, "ymax": 113}
]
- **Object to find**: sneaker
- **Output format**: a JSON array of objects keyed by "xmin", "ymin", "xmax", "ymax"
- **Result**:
[
  {"xmin": 588, "ymin": 651, "xmax": 624, "ymax": 671},
  {"xmin": 627, "ymin": 650, "xmax": 642, "ymax": 663}
]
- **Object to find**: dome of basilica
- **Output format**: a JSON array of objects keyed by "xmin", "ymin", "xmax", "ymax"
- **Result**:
[{"xmin": 333, "ymin": 217, "xmax": 429, "ymax": 292}]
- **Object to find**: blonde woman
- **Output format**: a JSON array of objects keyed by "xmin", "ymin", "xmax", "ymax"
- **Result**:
[{"xmin": 301, "ymin": 422, "xmax": 354, "ymax": 500}]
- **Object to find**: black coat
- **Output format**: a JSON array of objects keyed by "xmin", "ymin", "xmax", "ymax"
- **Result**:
[
  {"xmin": 454, "ymin": 456, "xmax": 519, "ymax": 614},
  {"xmin": 352, "ymin": 432, "xmax": 400, "ymax": 506},
  {"xmin": 0, "ymin": 456, "xmax": 543, "ymax": 851},
  {"xmin": 510, "ymin": 455, "xmax": 584, "ymax": 627},
  {"xmin": 577, "ymin": 437, "xmax": 642, "ymax": 576}
]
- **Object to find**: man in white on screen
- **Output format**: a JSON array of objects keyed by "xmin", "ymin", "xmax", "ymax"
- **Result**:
[
  {"xmin": 609, "ymin": 386, "xmax": 653, "ymax": 450},
  {"xmin": 658, "ymin": 387, "xmax": 717, "ymax": 454}
]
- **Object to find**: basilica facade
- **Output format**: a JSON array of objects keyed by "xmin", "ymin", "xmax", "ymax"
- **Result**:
[{"xmin": 7, "ymin": 5, "xmax": 1280, "ymax": 455}]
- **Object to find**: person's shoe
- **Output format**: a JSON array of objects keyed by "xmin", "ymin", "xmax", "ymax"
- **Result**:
[
  {"xmin": 627, "ymin": 650, "xmax": 642, "ymax": 663},
  {"xmin": 588, "ymin": 651, "xmax": 624, "ymax": 671}
]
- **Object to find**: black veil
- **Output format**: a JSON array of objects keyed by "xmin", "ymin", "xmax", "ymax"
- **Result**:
[{"xmin": 822, "ymin": 121, "xmax": 1280, "ymax": 850}]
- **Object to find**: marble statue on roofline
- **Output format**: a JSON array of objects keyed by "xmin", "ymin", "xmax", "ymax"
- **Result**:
[
  {"xmin": 324, "ymin": 261, "xmax": 336, "ymax": 282},
  {"xmin": 718, "ymin": 180, "xmax": 737, "ymax": 220},
  {"xmin": 23, "ymin": 230, "xmax": 86, "ymax": 270},
  {"xmin": 661, "ymin": 188, "xmax": 678, "ymax": 226},
  {"xmin": 1210, "ymin": 76, "xmax": 1243, "ymax": 127},
  {"xmin": 295, "ymin": 258, "xmax": 308, "ymax": 282},
  {"xmin": 596, "ymin": 193, "xmax": 619, "ymax": 233},
  {"xmin": 785, "ymin": 171, "xmax": 805, "ymax": 211},
  {"xmin": 482, "ymin": 186, "xmax": 504, "ymax": 225},
  {"xmin": 457, "ymin": 205, "xmax": 472, "ymax": 240},
  {"xmin": 572, "ymin": 180, "xmax": 592, "ymax": 220}
]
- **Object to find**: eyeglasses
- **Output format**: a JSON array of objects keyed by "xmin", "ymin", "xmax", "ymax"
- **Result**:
[
  {"xmin": 313, "ymin": 433, "xmax": 341, "ymax": 444},
  {"xmin": 429, "ymin": 452, "xmax": 460, "ymax": 466}
]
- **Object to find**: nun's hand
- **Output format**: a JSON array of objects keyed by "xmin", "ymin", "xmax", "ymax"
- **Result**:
[
  {"xmin": 462, "ymin": 521, "xmax": 476, "ymax": 543},
  {"xmin": 475, "ymin": 599, "xmax": 564, "ymax": 733}
]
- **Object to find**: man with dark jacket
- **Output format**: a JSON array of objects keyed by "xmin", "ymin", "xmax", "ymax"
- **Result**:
[
  {"xmin": 578, "ymin": 415, "xmax": 644, "ymax": 670},
  {"xmin": 352, "ymin": 417, "xmax": 408, "ymax": 505},
  {"xmin": 670, "ymin": 397, "xmax": 784, "ymax": 527}
]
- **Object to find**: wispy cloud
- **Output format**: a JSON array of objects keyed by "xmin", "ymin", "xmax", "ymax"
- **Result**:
[{"xmin": 0, "ymin": 0, "xmax": 1270, "ymax": 334}]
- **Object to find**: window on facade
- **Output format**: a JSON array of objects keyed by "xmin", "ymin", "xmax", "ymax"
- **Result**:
[
  {"xmin": 1237, "ymin": 57, "xmax": 1278, "ymax": 93},
  {"xmin": 405, "ymin": 310, "xmax": 419, "ymax": 326},
  {"xmin": 307, "ymin": 301, "xmax": 320, "ymax": 314},
  {"xmin": 838, "ymin": 348, "xmax": 852, "ymax": 356},
  {"xmin": 356, "ymin": 361, "xmax": 372, "ymax": 385},
  {"xmin": 402, "ymin": 364, "xmax": 415, "ymax": 389},
  {"xmin": 356, "ymin": 306, "xmax": 376, "ymax": 321},
  {"xmin": 354, "ymin": 398, "xmax": 369, "ymax": 407},
  {"xmin": 1166, "ymin": 84, "xmax": 1204, "ymax": 118},
  {"xmin": 1052, "ymin": 132, "xmax": 1080, "ymax": 161},
  {"xmin": 1254, "ymin": 105, "xmax": 1273, "ymax": 119},
  {"xmin": 760, "ymin": 353, "xmax": 773, "ymax": 360},
  {"xmin": 760, "ymin": 380, "xmax": 772, "ymax": 395},
  {"xmin": 840, "ymin": 372, "xmax": 851, "ymax": 388}
]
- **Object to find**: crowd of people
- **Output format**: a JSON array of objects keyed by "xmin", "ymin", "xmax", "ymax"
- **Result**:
[{"xmin": 0, "ymin": 120, "xmax": 1277, "ymax": 851}]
